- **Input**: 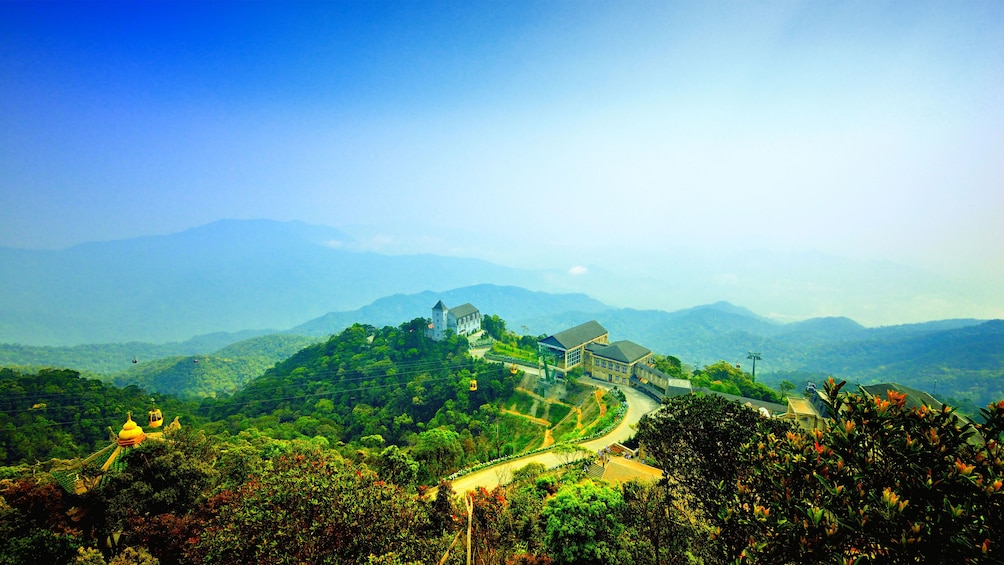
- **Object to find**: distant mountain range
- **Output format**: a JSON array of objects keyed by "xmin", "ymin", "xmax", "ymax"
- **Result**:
[
  {"xmin": 3, "ymin": 282, "xmax": 999, "ymax": 408},
  {"xmin": 285, "ymin": 289, "xmax": 1001, "ymax": 408},
  {"xmin": 1, "ymin": 219, "xmax": 1001, "ymax": 408},
  {"xmin": 4, "ymin": 218, "xmax": 997, "ymax": 347},
  {"xmin": 288, "ymin": 284, "xmax": 609, "ymax": 336},
  {"xmin": 0, "ymin": 219, "xmax": 548, "ymax": 345}
]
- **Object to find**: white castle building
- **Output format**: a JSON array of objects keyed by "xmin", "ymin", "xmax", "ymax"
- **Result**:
[{"xmin": 427, "ymin": 300, "xmax": 482, "ymax": 340}]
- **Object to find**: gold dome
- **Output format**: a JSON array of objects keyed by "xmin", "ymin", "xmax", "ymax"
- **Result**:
[{"xmin": 117, "ymin": 413, "xmax": 146, "ymax": 447}]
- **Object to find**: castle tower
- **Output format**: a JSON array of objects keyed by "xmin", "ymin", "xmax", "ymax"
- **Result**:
[{"xmin": 431, "ymin": 300, "xmax": 449, "ymax": 341}]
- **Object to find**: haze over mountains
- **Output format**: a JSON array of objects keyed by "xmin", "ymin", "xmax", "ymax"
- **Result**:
[
  {"xmin": 1, "ymin": 219, "xmax": 997, "ymax": 348},
  {"xmin": 0, "ymin": 219, "xmax": 548, "ymax": 345},
  {"xmin": 1, "ymin": 220, "xmax": 1001, "ymax": 409}
]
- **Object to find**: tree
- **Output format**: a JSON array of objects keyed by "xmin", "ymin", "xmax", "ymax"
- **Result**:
[
  {"xmin": 551, "ymin": 443, "xmax": 589, "ymax": 466},
  {"xmin": 635, "ymin": 392, "xmax": 793, "ymax": 562},
  {"xmin": 652, "ymin": 355, "xmax": 684, "ymax": 378},
  {"xmin": 193, "ymin": 449, "xmax": 438, "ymax": 564},
  {"xmin": 541, "ymin": 480, "xmax": 626, "ymax": 565},
  {"xmin": 0, "ymin": 477, "xmax": 82, "ymax": 565},
  {"xmin": 727, "ymin": 380, "xmax": 1004, "ymax": 564},
  {"xmin": 469, "ymin": 486, "xmax": 517, "ymax": 565},
  {"xmin": 376, "ymin": 445, "xmax": 419, "ymax": 487},
  {"xmin": 413, "ymin": 428, "xmax": 463, "ymax": 483},
  {"xmin": 88, "ymin": 429, "xmax": 218, "ymax": 562},
  {"xmin": 778, "ymin": 379, "xmax": 796, "ymax": 397},
  {"xmin": 620, "ymin": 480, "xmax": 706, "ymax": 565},
  {"xmin": 565, "ymin": 366, "xmax": 583, "ymax": 386},
  {"xmin": 482, "ymin": 314, "xmax": 508, "ymax": 341}
]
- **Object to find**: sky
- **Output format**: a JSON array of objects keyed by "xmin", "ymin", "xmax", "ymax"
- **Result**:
[{"xmin": 2, "ymin": 1, "xmax": 1002, "ymax": 324}]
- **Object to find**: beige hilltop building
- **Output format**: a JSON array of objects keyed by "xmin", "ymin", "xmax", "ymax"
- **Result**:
[{"xmin": 537, "ymin": 320, "xmax": 692, "ymax": 400}]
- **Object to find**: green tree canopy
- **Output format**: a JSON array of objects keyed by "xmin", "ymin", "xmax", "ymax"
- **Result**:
[
  {"xmin": 541, "ymin": 480, "xmax": 626, "ymax": 565},
  {"xmin": 413, "ymin": 428, "xmax": 463, "ymax": 482},
  {"xmin": 193, "ymin": 449, "xmax": 438, "ymax": 565}
]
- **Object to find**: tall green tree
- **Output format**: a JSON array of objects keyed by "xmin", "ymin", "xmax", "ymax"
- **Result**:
[
  {"xmin": 413, "ymin": 428, "xmax": 463, "ymax": 483},
  {"xmin": 620, "ymin": 480, "xmax": 706, "ymax": 565},
  {"xmin": 376, "ymin": 444, "xmax": 419, "ymax": 487},
  {"xmin": 481, "ymin": 314, "xmax": 508, "ymax": 341},
  {"xmin": 541, "ymin": 480, "xmax": 626, "ymax": 565},
  {"xmin": 635, "ymin": 392, "xmax": 793, "ymax": 562},
  {"xmin": 652, "ymin": 354, "xmax": 684, "ymax": 378}
]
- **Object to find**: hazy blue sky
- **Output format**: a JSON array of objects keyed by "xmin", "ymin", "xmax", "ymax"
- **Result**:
[{"xmin": 2, "ymin": 1, "xmax": 1002, "ymax": 323}]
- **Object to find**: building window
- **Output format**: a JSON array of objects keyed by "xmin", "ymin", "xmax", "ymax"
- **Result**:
[{"xmin": 567, "ymin": 348, "xmax": 581, "ymax": 367}]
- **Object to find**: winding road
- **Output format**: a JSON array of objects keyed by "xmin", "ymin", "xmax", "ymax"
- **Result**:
[{"xmin": 446, "ymin": 378, "xmax": 660, "ymax": 497}]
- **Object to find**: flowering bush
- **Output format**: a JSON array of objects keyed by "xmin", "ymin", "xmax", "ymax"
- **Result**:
[{"xmin": 728, "ymin": 379, "xmax": 1004, "ymax": 564}]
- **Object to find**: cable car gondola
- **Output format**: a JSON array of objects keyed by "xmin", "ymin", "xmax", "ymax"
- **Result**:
[
  {"xmin": 469, "ymin": 379, "xmax": 478, "ymax": 392},
  {"xmin": 149, "ymin": 398, "xmax": 163, "ymax": 428}
]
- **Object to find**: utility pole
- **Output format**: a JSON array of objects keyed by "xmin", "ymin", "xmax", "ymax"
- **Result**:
[
  {"xmin": 746, "ymin": 352, "xmax": 762, "ymax": 381},
  {"xmin": 465, "ymin": 493, "xmax": 474, "ymax": 565}
]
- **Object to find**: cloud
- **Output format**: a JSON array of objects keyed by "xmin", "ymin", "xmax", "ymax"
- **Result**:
[{"xmin": 569, "ymin": 265, "xmax": 588, "ymax": 276}]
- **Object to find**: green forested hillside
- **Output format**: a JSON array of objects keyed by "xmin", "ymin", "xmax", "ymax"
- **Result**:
[
  {"xmin": 0, "ymin": 334, "xmax": 319, "ymax": 398},
  {"xmin": 2, "ymin": 372, "xmax": 1001, "ymax": 564},
  {"xmin": 2, "ymin": 316, "xmax": 1003, "ymax": 565},
  {"xmin": 0, "ymin": 329, "xmax": 293, "ymax": 375},
  {"xmin": 0, "ymin": 318, "xmax": 620, "ymax": 476},
  {"xmin": 200, "ymin": 320, "xmax": 529, "ymax": 477},
  {"xmin": 523, "ymin": 304, "xmax": 1001, "ymax": 408},
  {"xmin": 109, "ymin": 334, "xmax": 319, "ymax": 397},
  {"xmin": 789, "ymin": 319, "xmax": 1004, "ymax": 410},
  {"xmin": 0, "ymin": 368, "xmax": 199, "ymax": 465}
]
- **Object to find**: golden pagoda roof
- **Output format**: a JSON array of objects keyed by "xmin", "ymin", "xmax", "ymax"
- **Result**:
[{"xmin": 117, "ymin": 413, "xmax": 147, "ymax": 447}]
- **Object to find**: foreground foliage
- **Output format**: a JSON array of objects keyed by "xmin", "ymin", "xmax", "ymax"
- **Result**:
[
  {"xmin": 194, "ymin": 449, "xmax": 440, "ymax": 564},
  {"xmin": 638, "ymin": 383, "xmax": 1004, "ymax": 564},
  {"xmin": 727, "ymin": 379, "xmax": 1004, "ymax": 564}
]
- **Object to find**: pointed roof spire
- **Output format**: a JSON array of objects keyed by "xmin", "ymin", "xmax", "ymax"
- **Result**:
[{"xmin": 117, "ymin": 412, "xmax": 146, "ymax": 447}]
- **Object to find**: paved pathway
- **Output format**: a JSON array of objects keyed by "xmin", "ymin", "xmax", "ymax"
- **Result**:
[{"xmin": 445, "ymin": 379, "xmax": 660, "ymax": 497}]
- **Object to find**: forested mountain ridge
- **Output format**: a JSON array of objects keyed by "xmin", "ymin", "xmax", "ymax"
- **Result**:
[
  {"xmin": 515, "ymin": 302, "xmax": 1000, "ymax": 408},
  {"xmin": 0, "ymin": 329, "xmax": 288, "ymax": 375},
  {"xmin": 3, "ymin": 281, "xmax": 999, "ymax": 406},
  {"xmin": 109, "ymin": 334, "xmax": 320, "ymax": 398}
]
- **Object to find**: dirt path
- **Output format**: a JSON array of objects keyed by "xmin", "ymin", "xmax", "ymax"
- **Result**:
[
  {"xmin": 500, "ymin": 408, "xmax": 550, "ymax": 427},
  {"xmin": 595, "ymin": 389, "xmax": 607, "ymax": 417},
  {"xmin": 542, "ymin": 429, "xmax": 554, "ymax": 448}
]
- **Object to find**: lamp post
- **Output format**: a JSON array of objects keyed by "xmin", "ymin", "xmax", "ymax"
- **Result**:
[{"xmin": 746, "ymin": 351, "xmax": 762, "ymax": 381}]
